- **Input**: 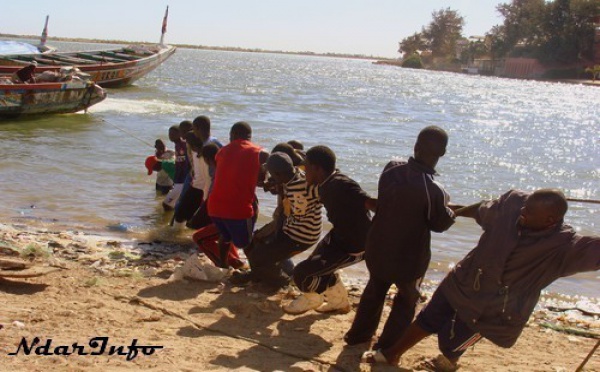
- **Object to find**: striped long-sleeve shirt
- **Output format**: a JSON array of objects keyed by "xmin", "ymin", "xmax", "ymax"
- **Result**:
[{"xmin": 282, "ymin": 170, "xmax": 323, "ymax": 245}]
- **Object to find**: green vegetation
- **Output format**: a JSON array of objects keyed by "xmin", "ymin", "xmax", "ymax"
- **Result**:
[
  {"xmin": 490, "ymin": 0, "xmax": 599, "ymax": 64},
  {"xmin": 542, "ymin": 67, "xmax": 584, "ymax": 78},
  {"xmin": 585, "ymin": 64, "xmax": 600, "ymax": 80},
  {"xmin": 399, "ymin": 0, "xmax": 600, "ymax": 70},
  {"xmin": 401, "ymin": 53, "xmax": 424, "ymax": 69},
  {"xmin": 399, "ymin": 8, "xmax": 464, "ymax": 58},
  {"xmin": 20, "ymin": 243, "xmax": 50, "ymax": 258}
]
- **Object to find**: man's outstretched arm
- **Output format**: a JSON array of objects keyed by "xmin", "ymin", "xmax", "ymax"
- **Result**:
[{"xmin": 449, "ymin": 202, "xmax": 482, "ymax": 219}]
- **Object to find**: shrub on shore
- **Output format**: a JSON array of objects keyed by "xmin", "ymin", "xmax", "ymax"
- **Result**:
[{"xmin": 402, "ymin": 53, "xmax": 424, "ymax": 69}]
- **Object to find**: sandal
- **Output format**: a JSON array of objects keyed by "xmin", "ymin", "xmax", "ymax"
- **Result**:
[{"xmin": 360, "ymin": 349, "xmax": 391, "ymax": 365}]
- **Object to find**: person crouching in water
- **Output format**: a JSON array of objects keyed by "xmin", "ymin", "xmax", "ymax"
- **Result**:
[{"xmin": 283, "ymin": 145, "xmax": 376, "ymax": 314}]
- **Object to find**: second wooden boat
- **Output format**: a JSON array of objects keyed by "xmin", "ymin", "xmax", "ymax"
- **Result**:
[{"xmin": 0, "ymin": 8, "xmax": 176, "ymax": 88}]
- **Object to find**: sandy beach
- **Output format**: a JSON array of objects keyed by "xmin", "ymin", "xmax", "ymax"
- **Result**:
[{"xmin": 0, "ymin": 222, "xmax": 598, "ymax": 372}]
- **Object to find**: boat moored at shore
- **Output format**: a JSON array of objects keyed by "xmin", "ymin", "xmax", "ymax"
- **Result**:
[
  {"xmin": 0, "ymin": 80, "xmax": 106, "ymax": 118},
  {"xmin": 0, "ymin": 8, "xmax": 175, "ymax": 88},
  {"xmin": 0, "ymin": 44, "xmax": 176, "ymax": 88}
]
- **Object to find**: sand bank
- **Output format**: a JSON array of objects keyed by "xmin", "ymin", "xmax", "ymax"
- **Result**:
[{"xmin": 0, "ymin": 223, "xmax": 598, "ymax": 371}]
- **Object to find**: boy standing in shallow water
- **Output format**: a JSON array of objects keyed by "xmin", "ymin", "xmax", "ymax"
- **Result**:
[
  {"xmin": 284, "ymin": 145, "xmax": 376, "ymax": 314},
  {"xmin": 153, "ymin": 139, "xmax": 174, "ymax": 195},
  {"xmin": 163, "ymin": 125, "xmax": 189, "ymax": 211}
]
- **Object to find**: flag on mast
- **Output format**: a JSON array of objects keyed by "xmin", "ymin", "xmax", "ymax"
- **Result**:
[
  {"xmin": 40, "ymin": 15, "xmax": 49, "ymax": 46},
  {"xmin": 162, "ymin": 6, "xmax": 169, "ymax": 35},
  {"xmin": 160, "ymin": 6, "xmax": 169, "ymax": 46}
]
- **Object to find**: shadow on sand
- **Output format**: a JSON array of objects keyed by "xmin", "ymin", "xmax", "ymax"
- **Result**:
[{"xmin": 0, "ymin": 278, "xmax": 49, "ymax": 295}]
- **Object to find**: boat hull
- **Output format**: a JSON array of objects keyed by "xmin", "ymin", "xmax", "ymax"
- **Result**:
[
  {"xmin": 0, "ymin": 81, "xmax": 107, "ymax": 118},
  {"xmin": 0, "ymin": 45, "xmax": 176, "ymax": 88}
]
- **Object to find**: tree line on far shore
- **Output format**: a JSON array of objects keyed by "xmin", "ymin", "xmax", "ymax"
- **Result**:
[{"xmin": 398, "ymin": 0, "xmax": 600, "ymax": 74}]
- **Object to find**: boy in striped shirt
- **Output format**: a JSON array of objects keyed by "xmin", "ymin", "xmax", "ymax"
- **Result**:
[{"xmin": 231, "ymin": 152, "xmax": 322, "ymax": 289}]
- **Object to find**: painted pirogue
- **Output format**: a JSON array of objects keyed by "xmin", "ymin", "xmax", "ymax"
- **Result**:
[
  {"xmin": 0, "ymin": 44, "xmax": 176, "ymax": 88},
  {"xmin": 0, "ymin": 80, "xmax": 106, "ymax": 117}
]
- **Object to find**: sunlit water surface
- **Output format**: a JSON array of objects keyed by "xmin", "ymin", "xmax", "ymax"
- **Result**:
[{"xmin": 1, "ymin": 41, "xmax": 598, "ymax": 298}]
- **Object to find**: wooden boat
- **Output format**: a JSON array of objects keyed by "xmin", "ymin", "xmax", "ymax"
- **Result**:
[
  {"xmin": 0, "ymin": 79, "xmax": 107, "ymax": 118},
  {"xmin": 0, "ymin": 44, "xmax": 176, "ymax": 88},
  {"xmin": 0, "ymin": 8, "xmax": 176, "ymax": 88}
]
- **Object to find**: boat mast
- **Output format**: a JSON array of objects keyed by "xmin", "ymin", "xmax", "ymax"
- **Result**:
[
  {"xmin": 159, "ymin": 6, "xmax": 169, "ymax": 47},
  {"xmin": 38, "ymin": 15, "xmax": 49, "ymax": 51}
]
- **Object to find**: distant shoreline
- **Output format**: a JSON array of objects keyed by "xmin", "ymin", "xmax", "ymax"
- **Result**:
[{"xmin": 0, "ymin": 33, "xmax": 383, "ymax": 61}]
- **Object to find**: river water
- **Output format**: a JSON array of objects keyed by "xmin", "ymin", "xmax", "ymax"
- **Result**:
[{"xmin": 0, "ymin": 40, "xmax": 598, "ymax": 298}]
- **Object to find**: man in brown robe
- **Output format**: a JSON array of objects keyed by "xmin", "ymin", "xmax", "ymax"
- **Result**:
[{"xmin": 364, "ymin": 189, "xmax": 600, "ymax": 370}]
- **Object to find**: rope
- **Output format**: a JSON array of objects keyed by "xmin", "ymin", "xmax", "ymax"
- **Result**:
[
  {"xmin": 566, "ymin": 197, "xmax": 600, "ymax": 205},
  {"xmin": 108, "ymin": 292, "xmax": 348, "ymax": 372},
  {"xmin": 576, "ymin": 339, "xmax": 600, "ymax": 372},
  {"xmin": 101, "ymin": 119, "xmax": 155, "ymax": 148}
]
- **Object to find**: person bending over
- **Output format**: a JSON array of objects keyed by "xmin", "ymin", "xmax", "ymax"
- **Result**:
[
  {"xmin": 364, "ymin": 189, "xmax": 600, "ymax": 370},
  {"xmin": 284, "ymin": 145, "xmax": 376, "ymax": 314}
]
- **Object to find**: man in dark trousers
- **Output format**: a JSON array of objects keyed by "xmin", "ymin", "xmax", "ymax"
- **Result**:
[
  {"xmin": 345, "ymin": 126, "xmax": 456, "ymax": 350},
  {"xmin": 364, "ymin": 189, "xmax": 600, "ymax": 370},
  {"xmin": 284, "ymin": 145, "xmax": 376, "ymax": 314}
]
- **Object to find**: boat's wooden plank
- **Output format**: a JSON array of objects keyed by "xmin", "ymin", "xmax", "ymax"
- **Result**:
[
  {"xmin": 122, "ymin": 47, "xmax": 154, "ymax": 56},
  {"xmin": 0, "ymin": 57, "xmax": 30, "ymax": 65},
  {"xmin": 75, "ymin": 53, "xmax": 120, "ymax": 63},
  {"xmin": 115, "ymin": 49, "xmax": 152, "ymax": 58},
  {"xmin": 12, "ymin": 56, "xmax": 36, "ymax": 63},
  {"xmin": 46, "ymin": 54, "xmax": 96, "ymax": 65},
  {"xmin": 99, "ymin": 51, "xmax": 137, "ymax": 61},
  {"xmin": 33, "ymin": 56, "xmax": 63, "ymax": 65},
  {"xmin": 113, "ymin": 53, "xmax": 140, "ymax": 60}
]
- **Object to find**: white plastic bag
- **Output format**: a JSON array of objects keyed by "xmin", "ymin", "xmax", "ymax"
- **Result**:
[{"xmin": 169, "ymin": 254, "xmax": 229, "ymax": 282}]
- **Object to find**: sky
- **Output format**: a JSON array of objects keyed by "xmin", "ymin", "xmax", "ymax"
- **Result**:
[{"xmin": 1, "ymin": 0, "xmax": 505, "ymax": 58}]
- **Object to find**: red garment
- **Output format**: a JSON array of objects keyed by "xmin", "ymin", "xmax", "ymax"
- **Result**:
[
  {"xmin": 192, "ymin": 224, "xmax": 244, "ymax": 269},
  {"xmin": 208, "ymin": 139, "xmax": 261, "ymax": 219}
]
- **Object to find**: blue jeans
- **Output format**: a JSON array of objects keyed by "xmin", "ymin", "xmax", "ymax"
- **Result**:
[{"xmin": 211, "ymin": 217, "xmax": 254, "ymax": 248}]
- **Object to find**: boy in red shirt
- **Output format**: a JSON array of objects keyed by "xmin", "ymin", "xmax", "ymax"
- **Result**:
[{"xmin": 207, "ymin": 122, "xmax": 269, "ymax": 268}]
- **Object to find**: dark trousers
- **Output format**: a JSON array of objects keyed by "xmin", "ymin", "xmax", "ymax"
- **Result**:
[
  {"xmin": 174, "ymin": 187, "xmax": 203, "ymax": 223},
  {"xmin": 246, "ymin": 227, "xmax": 311, "ymax": 287},
  {"xmin": 417, "ymin": 289, "xmax": 481, "ymax": 360},
  {"xmin": 345, "ymin": 274, "xmax": 421, "ymax": 350},
  {"xmin": 156, "ymin": 183, "xmax": 172, "ymax": 195},
  {"xmin": 292, "ymin": 232, "xmax": 364, "ymax": 294},
  {"xmin": 187, "ymin": 201, "xmax": 212, "ymax": 229}
]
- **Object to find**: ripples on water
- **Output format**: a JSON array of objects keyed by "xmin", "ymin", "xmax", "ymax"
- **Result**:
[{"xmin": 0, "ymin": 42, "xmax": 598, "ymax": 297}]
